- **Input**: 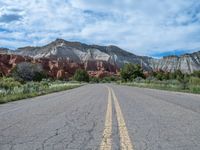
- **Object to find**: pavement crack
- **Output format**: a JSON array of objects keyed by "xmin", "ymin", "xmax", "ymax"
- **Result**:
[{"xmin": 41, "ymin": 129, "xmax": 59, "ymax": 150}]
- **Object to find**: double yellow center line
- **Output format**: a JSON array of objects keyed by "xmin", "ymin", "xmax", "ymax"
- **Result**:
[
  {"xmin": 100, "ymin": 87, "xmax": 112, "ymax": 149},
  {"xmin": 100, "ymin": 86, "xmax": 134, "ymax": 150}
]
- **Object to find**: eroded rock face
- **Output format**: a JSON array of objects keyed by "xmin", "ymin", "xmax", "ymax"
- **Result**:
[
  {"xmin": 0, "ymin": 54, "xmax": 118, "ymax": 79},
  {"xmin": 148, "ymin": 51, "xmax": 200, "ymax": 73},
  {"xmin": 9, "ymin": 39, "xmax": 150, "ymax": 70},
  {"xmin": 0, "ymin": 54, "xmax": 26, "ymax": 76},
  {"xmin": 56, "ymin": 69, "xmax": 66, "ymax": 79},
  {"xmin": 88, "ymin": 70, "xmax": 116, "ymax": 78},
  {"xmin": 84, "ymin": 60, "xmax": 118, "ymax": 72}
]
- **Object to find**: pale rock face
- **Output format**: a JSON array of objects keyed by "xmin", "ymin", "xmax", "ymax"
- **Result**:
[
  {"xmin": 2, "ymin": 39, "xmax": 200, "ymax": 73},
  {"xmin": 0, "ymin": 48, "xmax": 9, "ymax": 54},
  {"xmin": 148, "ymin": 52, "xmax": 200, "ymax": 73},
  {"xmin": 11, "ymin": 39, "xmax": 143, "ymax": 69}
]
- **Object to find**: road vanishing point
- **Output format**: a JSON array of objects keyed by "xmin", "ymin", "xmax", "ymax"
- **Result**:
[{"xmin": 0, "ymin": 84, "xmax": 200, "ymax": 150}]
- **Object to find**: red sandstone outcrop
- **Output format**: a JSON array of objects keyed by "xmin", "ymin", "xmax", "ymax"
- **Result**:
[
  {"xmin": 84, "ymin": 60, "xmax": 118, "ymax": 73},
  {"xmin": 88, "ymin": 70, "xmax": 117, "ymax": 78},
  {"xmin": 56, "ymin": 69, "xmax": 65, "ymax": 79},
  {"xmin": 0, "ymin": 54, "xmax": 118, "ymax": 79}
]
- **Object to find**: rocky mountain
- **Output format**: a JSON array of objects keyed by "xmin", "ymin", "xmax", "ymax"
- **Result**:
[
  {"xmin": 11, "ymin": 39, "xmax": 151, "ymax": 69},
  {"xmin": 0, "ymin": 48, "xmax": 9, "ymax": 54},
  {"xmin": 1, "ymin": 39, "xmax": 200, "ymax": 73},
  {"xmin": 149, "ymin": 51, "xmax": 200, "ymax": 73}
]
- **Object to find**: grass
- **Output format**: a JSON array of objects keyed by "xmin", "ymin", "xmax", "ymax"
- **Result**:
[
  {"xmin": 118, "ymin": 79, "xmax": 200, "ymax": 94},
  {"xmin": 0, "ymin": 78, "xmax": 84, "ymax": 104}
]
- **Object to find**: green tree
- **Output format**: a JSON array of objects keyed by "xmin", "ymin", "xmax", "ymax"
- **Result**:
[
  {"xmin": 120, "ymin": 63, "xmax": 144, "ymax": 82},
  {"xmin": 89, "ymin": 77, "xmax": 100, "ymax": 83},
  {"xmin": 156, "ymin": 72, "xmax": 163, "ymax": 80},
  {"xmin": 173, "ymin": 70, "xmax": 184, "ymax": 79},
  {"xmin": 11, "ymin": 62, "xmax": 46, "ymax": 82},
  {"xmin": 73, "ymin": 69, "xmax": 89, "ymax": 82},
  {"xmin": 189, "ymin": 77, "xmax": 200, "ymax": 85},
  {"xmin": 177, "ymin": 74, "xmax": 189, "ymax": 90},
  {"xmin": 191, "ymin": 71, "xmax": 200, "ymax": 78},
  {"xmin": 154, "ymin": 70, "xmax": 170, "ymax": 81}
]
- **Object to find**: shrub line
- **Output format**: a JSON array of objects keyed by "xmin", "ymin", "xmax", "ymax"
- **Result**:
[
  {"xmin": 119, "ymin": 82, "xmax": 200, "ymax": 94},
  {"xmin": 0, "ymin": 84, "xmax": 83, "ymax": 104}
]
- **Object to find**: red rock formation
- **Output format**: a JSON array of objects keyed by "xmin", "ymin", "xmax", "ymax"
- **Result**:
[
  {"xmin": 0, "ymin": 54, "xmax": 15, "ymax": 76},
  {"xmin": 88, "ymin": 70, "xmax": 117, "ymax": 78},
  {"xmin": 9, "ymin": 55, "xmax": 25, "ymax": 67},
  {"xmin": 84, "ymin": 60, "xmax": 118, "ymax": 72},
  {"xmin": 85, "ymin": 60, "xmax": 118, "ymax": 78},
  {"xmin": 56, "ymin": 69, "xmax": 65, "ymax": 79},
  {"xmin": 0, "ymin": 54, "xmax": 118, "ymax": 79},
  {"xmin": 0, "ymin": 62, "xmax": 10, "ymax": 76}
]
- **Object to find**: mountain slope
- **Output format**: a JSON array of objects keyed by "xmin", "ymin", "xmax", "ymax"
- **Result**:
[
  {"xmin": 12, "ymin": 39, "xmax": 151, "ymax": 70},
  {"xmin": 149, "ymin": 52, "xmax": 200, "ymax": 73}
]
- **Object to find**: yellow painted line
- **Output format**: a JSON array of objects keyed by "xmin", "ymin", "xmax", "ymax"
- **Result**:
[
  {"xmin": 100, "ymin": 87, "xmax": 112, "ymax": 150},
  {"xmin": 111, "ymin": 88, "xmax": 134, "ymax": 150}
]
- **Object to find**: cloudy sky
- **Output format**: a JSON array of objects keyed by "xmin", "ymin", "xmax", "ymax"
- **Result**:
[{"xmin": 0, "ymin": 0, "xmax": 200, "ymax": 57}]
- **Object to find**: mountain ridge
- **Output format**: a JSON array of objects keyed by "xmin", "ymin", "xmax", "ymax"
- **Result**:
[{"xmin": 1, "ymin": 39, "xmax": 200, "ymax": 73}]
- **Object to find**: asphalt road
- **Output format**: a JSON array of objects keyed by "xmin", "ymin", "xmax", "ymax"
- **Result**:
[{"xmin": 0, "ymin": 84, "xmax": 200, "ymax": 150}]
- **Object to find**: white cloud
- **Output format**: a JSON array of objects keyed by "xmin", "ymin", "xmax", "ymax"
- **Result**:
[{"xmin": 0, "ymin": 0, "xmax": 200, "ymax": 56}]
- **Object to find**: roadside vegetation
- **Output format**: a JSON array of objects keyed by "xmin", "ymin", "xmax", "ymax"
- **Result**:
[
  {"xmin": 1, "ymin": 61, "xmax": 199, "ymax": 104},
  {"xmin": 0, "ymin": 63, "xmax": 83, "ymax": 104},
  {"xmin": 0, "ymin": 78, "xmax": 82, "ymax": 104},
  {"xmin": 0, "ymin": 63, "xmax": 119, "ymax": 104},
  {"xmin": 71, "ymin": 63, "xmax": 200, "ymax": 94},
  {"xmin": 73, "ymin": 69, "xmax": 90, "ymax": 82},
  {"xmin": 119, "ymin": 63, "xmax": 200, "ymax": 94},
  {"xmin": 73, "ymin": 69, "xmax": 119, "ymax": 83}
]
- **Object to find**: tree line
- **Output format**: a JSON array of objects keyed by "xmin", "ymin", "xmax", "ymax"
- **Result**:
[{"xmin": 1, "ymin": 62, "xmax": 200, "ymax": 85}]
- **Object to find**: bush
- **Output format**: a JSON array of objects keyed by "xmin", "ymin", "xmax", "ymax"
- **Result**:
[
  {"xmin": 170, "ymin": 70, "xmax": 184, "ymax": 80},
  {"xmin": 101, "ymin": 76, "xmax": 118, "ymax": 83},
  {"xmin": 120, "ymin": 63, "xmax": 144, "ymax": 82},
  {"xmin": 22, "ymin": 82, "xmax": 43, "ymax": 94},
  {"xmin": 0, "ymin": 77, "xmax": 22, "ymax": 90},
  {"xmin": 73, "ymin": 69, "xmax": 89, "ymax": 82},
  {"xmin": 0, "ymin": 80, "xmax": 82, "ymax": 104},
  {"xmin": 189, "ymin": 77, "xmax": 200, "ymax": 85},
  {"xmin": 177, "ymin": 74, "xmax": 189, "ymax": 90},
  {"xmin": 90, "ymin": 77, "xmax": 100, "ymax": 83},
  {"xmin": 191, "ymin": 71, "xmax": 200, "ymax": 78},
  {"xmin": 11, "ymin": 62, "xmax": 46, "ymax": 82},
  {"xmin": 134, "ymin": 77, "xmax": 144, "ymax": 83},
  {"xmin": 184, "ymin": 76, "xmax": 200, "ymax": 93},
  {"xmin": 150, "ymin": 70, "xmax": 170, "ymax": 81}
]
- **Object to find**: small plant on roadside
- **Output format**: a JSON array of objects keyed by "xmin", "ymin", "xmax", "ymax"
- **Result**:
[
  {"xmin": 89, "ymin": 77, "xmax": 100, "ymax": 83},
  {"xmin": 73, "ymin": 69, "xmax": 89, "ymax": 82},
  {"xmin": 0, "ymin": 77, "xmax": 22, "ymax": 90},
  {"xmin": 177, "ymin": 74, "xmax": 189, "ymax": 90}
]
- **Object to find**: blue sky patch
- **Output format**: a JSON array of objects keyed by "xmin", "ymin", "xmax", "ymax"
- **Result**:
[
  {"xmin": 150, "ymin": 49, "xmax": 191, "ymax": 58},
  {"xmin": 0, "ymin": 14, "xmax": 22, "ymax": 23}
]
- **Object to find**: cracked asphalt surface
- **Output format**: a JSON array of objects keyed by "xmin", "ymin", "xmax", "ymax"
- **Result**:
[{"xmin": 0, "ymin": 84, "xmax": 200, "ymax": 150}]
